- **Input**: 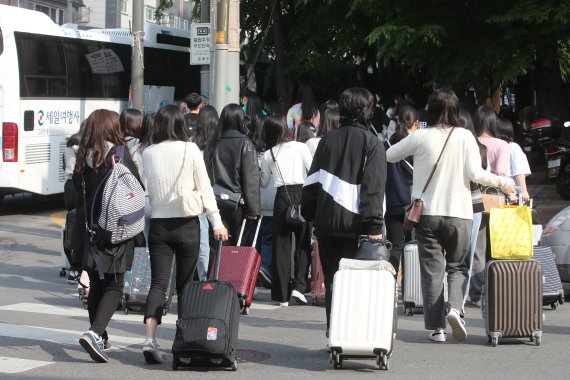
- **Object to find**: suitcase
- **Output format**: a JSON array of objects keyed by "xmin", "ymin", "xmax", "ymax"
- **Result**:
[
  {"xmin": 172, "ymin": 240, "xmax": 240, "ymax": 371},
  {"xmin": 121, "ymin": 247, "xmax": 176, "ymax": 315},
  {"xmin": 328, "ymin": 259, "xmax": 397, "ymax": 370},
  {"xmin": 482, "ymin": 260, "xmax": 543, "ymax": 347},
  {"xmin": 310, "ymin": 239, "xmax": 325, "ymax": 305},
  {"xmin": 532, "ymin": 224, "xmax": 542, "ymax": 246},
  {"xmin": 209, "ymin": 218, "xmax": 262, "ymax": 315},
  {"xmin": 402, "ymin": 242, "xmax": 448, "ymax": 316},
  {"xmin": 533, "ymin": 245, "xmax": 565, "ymax": 309}
]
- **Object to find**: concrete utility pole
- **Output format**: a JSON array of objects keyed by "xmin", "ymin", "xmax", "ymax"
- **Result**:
[
  {"xmin": 131, "ymin": 0, "xmax": 145, "ymax": 112},
  {"xmin": 67, "ymin": 0, "xmax": 73, "ymax": 23},
  {"xmin": 210, "ymin": 0, "xmax": 239, "ymax": 111},
  {"xmin": 200, "ymin": 0, "xmax": 211, "ymax": 99}
]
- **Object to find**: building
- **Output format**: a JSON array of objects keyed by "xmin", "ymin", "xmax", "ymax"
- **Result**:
[
  {"xmin": 0, "ymin": 0, "xmax": 193, "ymax": 29},
  {"xmin": 0, "ymin": 0, "xmax": 85, "ymax": 25}
]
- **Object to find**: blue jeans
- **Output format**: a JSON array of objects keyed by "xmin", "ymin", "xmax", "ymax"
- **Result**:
[
  {"xmin": 463, "ymin": 212, "xmax": 482, "ymax": 308},
  {"xmin": 196, "ymin": 213, "xmax": 210, "ymax": 281},
  {"xmin": 257, "ymin": 216, "xmax": 273, "ymax": 275}
]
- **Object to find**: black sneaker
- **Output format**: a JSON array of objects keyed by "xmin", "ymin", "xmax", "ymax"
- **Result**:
[
  {"xmin": 259, "ymin": 268, "xmax": 271, "ymax": 289},
  {"xmin": 79, "ymin": 331, "xmax": 109, "ymax": 363}
]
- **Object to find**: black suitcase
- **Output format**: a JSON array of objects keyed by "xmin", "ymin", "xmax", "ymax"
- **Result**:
[{"xmin": 171, "ymin": 240, "xmax": 240, "ymax": 371}]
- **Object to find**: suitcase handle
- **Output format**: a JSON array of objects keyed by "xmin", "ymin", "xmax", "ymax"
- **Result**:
[
  {"xmin": 214, "ymin": 239, "xmax": 223, "ymax": 281},
  {"xmin": 236, "ymin": 216, "xmax": 263, "ymax": 247}
]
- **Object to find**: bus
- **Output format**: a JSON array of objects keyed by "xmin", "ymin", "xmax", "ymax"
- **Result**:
[{"xmin": 0, "ymin": 5, "xmax": 201, "ymax": 200}]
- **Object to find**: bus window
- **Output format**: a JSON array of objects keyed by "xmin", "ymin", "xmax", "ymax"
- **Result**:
[{"xmin": 15, "ymin": 33, "xmax": 66, "ymax": 97}]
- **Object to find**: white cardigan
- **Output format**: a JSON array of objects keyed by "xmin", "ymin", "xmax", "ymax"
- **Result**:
[
  {"xmin": 142, "ymin": 140, "xmax": 223, "ymax": 229},
  {"xmin": 386, "ymin": 127, "xmax": 512, "ymax": 220}
]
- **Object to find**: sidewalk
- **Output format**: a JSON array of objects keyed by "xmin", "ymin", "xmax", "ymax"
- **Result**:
[{"xmin": 527, "ymin": 170, "xmax": 569, "ymax": 224}]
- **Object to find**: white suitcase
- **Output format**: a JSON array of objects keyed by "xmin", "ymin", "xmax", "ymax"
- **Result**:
[
  {"xmin": 328, "ymin": 259, "xmax": 397, "ymax": 370},
  {"xmin": 402, "ymin": 242, "xmax": 447, "ymax": 316}
]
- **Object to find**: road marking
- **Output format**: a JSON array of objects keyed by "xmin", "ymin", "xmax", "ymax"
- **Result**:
[
  {"xmin": 0, "ymin": 322, "xmax": 142, "ymax": 349},
  {"xmin": 0, "ymin": 303, "xmax": 176, "ymax": 325},
  {"xmin": 0, "ymin": 356, "xmax": 53, "ymax": 374},
  {"xmin": 49, "ymin": 210, "xmax": 66, "ymax": 227}
]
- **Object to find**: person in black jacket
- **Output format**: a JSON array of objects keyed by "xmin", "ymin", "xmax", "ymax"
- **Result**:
[
  {"xmin": 205, "ymin": 103, "xmax": 261, "ymax": 246},
  {"xmin": 302, "ymin": 87, "xmax": 387, "ymax": 334},
  {"xmin": 71, "ymin": 109, "xmax": 142, "ymax": 363}
]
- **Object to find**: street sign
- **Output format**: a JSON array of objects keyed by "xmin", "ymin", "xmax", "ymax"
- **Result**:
[{"xmin": 190, "ymin": 23, "xmax": 211, "ymax": 65}]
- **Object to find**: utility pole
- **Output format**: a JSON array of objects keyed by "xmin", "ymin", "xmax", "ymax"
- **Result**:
[
  {"xmin": 67, "ymin": 0, "xmax": 73, "ymax": 23},
  {"xmin": 226, "ymin": 0, "xmax": 240, "ymax": 105},
  {"xmin": 200, "ymin": 0, "xmax": 210, "ymax": 99},
  {"xmin": 131, "ymin": 0, "xmax": 145, "ymax": 112}
]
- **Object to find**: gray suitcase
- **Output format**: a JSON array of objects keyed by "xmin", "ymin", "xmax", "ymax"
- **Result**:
[{"xmin": 533, "ymin": 245, "xmax": 564, "ymax": 309}]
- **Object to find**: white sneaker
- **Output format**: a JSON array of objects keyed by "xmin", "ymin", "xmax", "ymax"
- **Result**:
[
  {"xmin": 278, "ymin": 301, "xmax": 289, "ymax": 307},
  {"xmin": 447, "ymin": 308, "xmax": 467, "ymax": 342},
  {"xmin": 291, "ymin": 290, "xmax": 308, "ymax": 305},
  {"xmin": 142, "ymin": 338, "xmax": 164, "ymax": 364},
  {"xmin": 428, "ymin": 328, "xmax": 446, "ymax": 342}
]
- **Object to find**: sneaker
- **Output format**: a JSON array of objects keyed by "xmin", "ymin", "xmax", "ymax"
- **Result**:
[
  {"xmin": 79, "ymin": 331, "xmax": 109, "ymax": 363},
  {"xmin": 428, "ymin": 328, "xmax": 447, "ymax": 342},
  {"xmin": 142, "ymin": 338, "xmax": 164, "ymax": 364},
  {"xmin": 278, "ymin": 301, "xmax": 289, "ymax": 307},
  {"xmin": 447, "ymin": 308, "xmax": 467, "ymax": 342},
  {"xmin": 259, "ymin": 268, "xmax": 272, "ymax": 289},
  {"xmin": 291, "ymin": 290, "xmax": 308, "ymax": 305}
]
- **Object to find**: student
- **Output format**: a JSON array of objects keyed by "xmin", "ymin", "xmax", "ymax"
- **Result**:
[
  {"xmin": 384, "ymin": 105, "xmax": 418, "ymax": 271},
  {"xmin": 183, "ymin": 92, "xmax": 202, "ymax": 136},
  {"xmin": 119, "ymin": 108, "xmax": 143, "ymax": 151},
  {"xmin": 287, "ymin": 85, "xmax": 320, "ymax": 138},
  {"xmin": 204, "ymin": 104, "xmax": 261, "ymax": 247},
  {"xmin": 261, "ymin": 116, "xmax": 313, "ymax": 306},
  {"xmin": 302, "ymin": 87, "xmax": 386, "ymax": 336},
  {"xmin": 141, "ymin": 104, "xmax": 228, "ymax": 363},
  {"xmin": 71, "ymin": 109, "xmax": 142, "ymax": 363},
  {"xmin": 306, "ymin": 100, "xmax": 339, "ymax": 156},
  {"xmin": 386, "ymin": 88, "xmax": 514, "ymax": 343}
]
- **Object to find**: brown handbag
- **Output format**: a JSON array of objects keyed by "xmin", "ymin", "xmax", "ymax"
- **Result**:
[
  {"xmin": 403, "ymin": 127, "xmax": 456, "ymax": 231},
  {"xmin": 481, "ymin": 186, "xmax": 506, "ymax": 214}
]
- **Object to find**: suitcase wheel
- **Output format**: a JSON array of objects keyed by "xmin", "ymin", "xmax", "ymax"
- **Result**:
[
  {"xmin": 533, "ymin": 336, "xmax": 541, "ymax": 346},
  {"xmin": 231, "ymin": 358, "xmax": 238, "ymax": 371},
  {"xmin": 163, "ymin": 308, "xmax": 169, "ymax": 316},
  {"xmin": 377, "ymin": 353, "xmax": 389, "ymax": 370},
  {"xmin": 559, "ymin": 294, "xmax": 565, "ymax": 305},
  {"xmin": 241, "ymin": 306, "xmax": 250, "ymax": 315},
  {"xmin": 59, "ymin": 269, "xmax": 66, "ymax": 277},
  {"xmin": 172, "ymin": 357, "xmax": 178, "ymax": 371},
  {"xmin": 490, "ymin": 337, "xmax": 498, "ymax": 347},
  {"xmin": 331, "ymin": 351, "xmax": 342, "ymax": 369},
  {"xmin": 405, "ymin": 308, "xmax": 413, "ymax": 316},
  {"xmin": 551, "ymin": 303, "xmax": 557, "ymax": 310}
]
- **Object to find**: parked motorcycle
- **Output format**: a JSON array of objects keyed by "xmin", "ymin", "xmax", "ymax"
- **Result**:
[
  {"xmin": 524, "ymin": 117, "xmax": 564, "ymax": 171},
  {"xmin": 546, "ymin": 121, "xmax": 570, "ymax": 200}
]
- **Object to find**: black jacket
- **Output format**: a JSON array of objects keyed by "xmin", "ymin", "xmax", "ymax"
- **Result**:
[
  {"xmin": 384, "ymin": 140, "xmax": 413, "ymax": 216},
  {"xmin": 302, "ymin": 124, "xmax": 386, "ymax": 237},
  {"xmin": 70, "ymin": 146, "xmax": 142, "ymax": 272},
  {"xmin": 208, "ymin": 129, "xmax": 261, "ymax": 216}
]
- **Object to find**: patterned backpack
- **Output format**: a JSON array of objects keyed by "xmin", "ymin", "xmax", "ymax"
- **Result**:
[{"xmin": 91, "ymin": 146, "xmax": 145, "ymax": 244}]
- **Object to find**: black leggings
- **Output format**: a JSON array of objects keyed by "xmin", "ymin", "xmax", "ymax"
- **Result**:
[
  {"xmin": 86, "ymin": 269, "xmax": 124, "ymax": 339},
  {"xmin": 271, "ymin": 185, "xmax": 311, "ymax": 302},
  {"xmin": 145, "ymin": 217, "xmax": 200, "ymax": 324}
]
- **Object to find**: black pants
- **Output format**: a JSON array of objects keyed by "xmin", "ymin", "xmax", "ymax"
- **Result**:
[
  {"xmin": 271, "ymin": 186, "xmax": 311, "ymax": 302},
  {"xmin": 385, "ymin": 213, "xmax": 411, "ymax": 272},
  {"xmin": 86, "ymin": 269, "xmax": 124, "ymax": 340},
  {"xmin": 219, "ymin": 204, "xmax": 248, "ymax": 246},
  {"xmin": 145, "ymin": 217, "xmax": 200, "ymax": 324},
  {"xmin": 317, "ymin": 235, "xmax": 359, "ymax": 330}
]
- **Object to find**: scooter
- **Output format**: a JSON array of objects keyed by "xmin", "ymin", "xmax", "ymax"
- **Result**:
[
  {"xmin": 526, "ymin": 117, "xmax": 564, "ymax": 170},
  {"xmin": 546, "ymin": 121, "xmax": 570, "ymax": 200}
]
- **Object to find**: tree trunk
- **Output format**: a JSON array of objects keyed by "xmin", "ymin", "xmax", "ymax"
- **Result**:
[
  {"xmin": 533, "ymin": 41, "xmax": 570, "ymax": 122},
  {"xmin": 472, "ymin": 75, "xmax": 490, "ymax": 107},
  {"xmin": 272, "ymin": 1, "xmax": 289, "ymax": 114}
]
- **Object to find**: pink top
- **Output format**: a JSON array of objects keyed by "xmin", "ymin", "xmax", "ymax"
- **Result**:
[{"xmin": 478, "ymin": 135, "xmax": 510, "ymax": 176}]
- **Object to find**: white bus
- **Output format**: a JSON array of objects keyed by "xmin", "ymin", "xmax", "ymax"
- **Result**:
[{"xmin": 0, "ymin": 5, "xmax": 201, "ymax": 200}]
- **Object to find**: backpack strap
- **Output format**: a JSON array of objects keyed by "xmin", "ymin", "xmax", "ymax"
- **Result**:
[{"xmin": 112, "ymin": 145, "xmax": 126, "ymax": 166}]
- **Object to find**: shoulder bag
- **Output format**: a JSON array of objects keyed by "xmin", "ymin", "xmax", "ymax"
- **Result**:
[
  {"xmin": 270, "ymin": 147, "xmax": 306, "ymax": 226},
  {"xmin": 403, "ymin": 127, "xmax": 455, "ymax": 231}
]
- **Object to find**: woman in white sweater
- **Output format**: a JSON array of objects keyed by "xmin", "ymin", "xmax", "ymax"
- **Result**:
[
  {"xmin": 140, "ymin": 104, "xmax": 228, "ymax": 363},
  {"xmin": 386, "ymin": 89, "xmax": 514, "ymax": 344}
]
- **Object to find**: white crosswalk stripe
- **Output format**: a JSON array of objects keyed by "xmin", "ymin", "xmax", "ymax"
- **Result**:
[{"xmin": 0, "ymin": 356, "xmax": 53, "ymax": 374}]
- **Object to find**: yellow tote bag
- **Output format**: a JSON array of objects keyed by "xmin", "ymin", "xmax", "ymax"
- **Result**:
[{"xmin": 489, "ymin": 205, "xmax": 533, "ymax": 260}]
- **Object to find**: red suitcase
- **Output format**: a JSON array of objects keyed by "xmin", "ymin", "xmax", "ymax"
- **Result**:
[
  {"xmin": 311, "ymin": 239, "xmax": 325, "ymax": 305},
  {"xmin": 209, "ymin": 218, "xmax": 262, "ymax": 315}
]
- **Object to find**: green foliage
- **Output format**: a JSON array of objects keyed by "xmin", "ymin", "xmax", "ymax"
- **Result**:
[{"xmin": 155, "ymin": 0, "xmax": 174, "ymax": 22}]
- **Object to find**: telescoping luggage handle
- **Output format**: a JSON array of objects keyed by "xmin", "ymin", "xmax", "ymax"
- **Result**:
[{"xmin": 213, "ymin": 216, "xmax": 263, "ymax": 281}]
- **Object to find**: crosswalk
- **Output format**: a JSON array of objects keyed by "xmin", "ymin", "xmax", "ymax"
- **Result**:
[{"xmin": 0, "ymin": 292, "xmax": 279, "ymax": 374}]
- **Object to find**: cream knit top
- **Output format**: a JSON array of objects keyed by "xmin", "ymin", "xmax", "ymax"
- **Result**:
[
  {"xmin": 386, "ymin": 126, "xmax": 513, "ymax": 220},
  {"xmin": 142, "ymin": 140, "xmax": 224, "ymax": 229}
]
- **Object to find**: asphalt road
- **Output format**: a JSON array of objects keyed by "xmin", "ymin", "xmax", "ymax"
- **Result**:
[{"xmin": 0, "ymin": 193, "xmax": 569, "ymax": 380}]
